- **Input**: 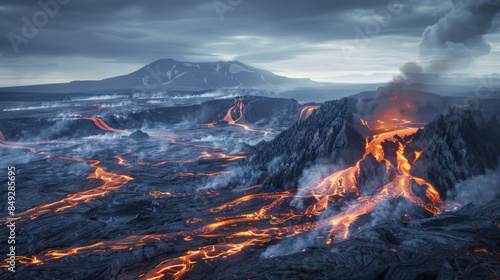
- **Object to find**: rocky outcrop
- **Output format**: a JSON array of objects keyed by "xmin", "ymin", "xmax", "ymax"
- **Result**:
[
  {"xmin": 245, "ymin": 98, "xmax": 365, "ymax": 190},
  {"xmin": 128, "ymin": 130, "xmax": 150, "ymax": 141},
  {"xmin": 405, "ymin": 107, "xmax": 500, "ymax": 198}
]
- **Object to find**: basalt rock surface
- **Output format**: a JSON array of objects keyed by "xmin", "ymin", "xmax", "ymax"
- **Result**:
[
  {"xmin": 128, "ymin": 130, "xmax": 150, "ymax": 141},
  {"xmin": 181, "ymin": 200, "xmax": 500, "ymax": 280},
  {"xmin": 245, "ymin": 98, "xmax": 366, "ymax": 190},
  {"xmin": 405, "ymin": 107, "xmax": 500, "ymax": 198},
  {"xmin": 127, "ymin": 96, "xmax": 300, "ymax": 128}
]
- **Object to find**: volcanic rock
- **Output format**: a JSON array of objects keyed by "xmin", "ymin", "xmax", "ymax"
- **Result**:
[
  {"xmin": 405, "ymin": 107, "xmax": 500, "ymax": 198},
  {"xmin": 245, "ymin": 98, "xmax": 365, "ymax": 190},
  {"xmin": 126, "ymin": 96, "xmax": 300, "ymax": 127},
  {"xmin": 179, "ymin": 200, "xmax": 500, "ymax": 280},
  {"xmin": 128, "ymin": 130, "xmax": 150, "ymax": 141}
]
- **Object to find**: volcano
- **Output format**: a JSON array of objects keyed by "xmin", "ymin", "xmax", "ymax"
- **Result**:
[{"xmin": 0, "ymin": 59, "xmax": 321, "ymax": 95}]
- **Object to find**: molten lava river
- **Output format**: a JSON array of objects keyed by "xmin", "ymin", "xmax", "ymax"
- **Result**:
[{"xmin": 0, "ymin": 97, "xmax": 496, "ymax": 279}]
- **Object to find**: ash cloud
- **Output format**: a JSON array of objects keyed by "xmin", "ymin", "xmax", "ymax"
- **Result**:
[
  {"xmin": 356, "ymin": 62, "xmax": 440, "ymax": 124},
  {"xmin": 357, "ymin": 0, "xmax": 500, "ymax": 123},
  {"xmin": 419, "ymin": 0, "xmax": 500, "ymax": 73}
]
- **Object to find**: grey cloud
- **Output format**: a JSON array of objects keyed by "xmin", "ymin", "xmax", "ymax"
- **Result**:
[
  {"xmin": 0, "ymin": 0, "xmax": 498, "ymax": 86},
  {"xmin": 0, "ymin": 0, "xmax": 453, "ymax": 59},
  {"xmin": 419, "ymin": 0, "xmax": 500, "ymax": 73}
]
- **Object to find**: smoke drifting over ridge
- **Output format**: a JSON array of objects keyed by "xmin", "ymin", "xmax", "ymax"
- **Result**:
[
  {"xmin": 357, "ymin": 0, "xmax": 500, "ymax": 124},
  {"xmin": 419, "ymin": 0, "xmax": 500, "ymax": 73}
]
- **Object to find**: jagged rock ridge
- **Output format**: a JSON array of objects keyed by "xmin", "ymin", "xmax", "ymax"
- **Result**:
[
  {"xmin": 246, "ymin": 98, "xmax": 365, "ymax": 190},
  {"xmin": 405, "ymin": 107, "xmax": 500, "ymax": 198}
]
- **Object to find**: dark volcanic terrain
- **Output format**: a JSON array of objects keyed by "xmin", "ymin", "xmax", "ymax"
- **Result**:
[{"xmin": 0, "ymin": 91, "xmax": 499, "ymax": 280}]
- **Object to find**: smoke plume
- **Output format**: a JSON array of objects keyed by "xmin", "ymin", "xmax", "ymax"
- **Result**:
[
  {"xmin": 357, "ymin": 0, "xmax": 500, "ymax": 124},
  {"xmin": 419, "ymin": 0, "xmax": 500, "ymax": 73}
]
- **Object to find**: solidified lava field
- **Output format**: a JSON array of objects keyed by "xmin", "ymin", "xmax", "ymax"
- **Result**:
[{"xmin": 0, "ymin": 92, "xmax": 500, "ymax": 280}]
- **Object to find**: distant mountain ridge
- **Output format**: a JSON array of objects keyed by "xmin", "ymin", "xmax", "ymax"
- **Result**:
[{"xmin": 0, "ymin": 59, "xmax": 323, "ymax": 94}]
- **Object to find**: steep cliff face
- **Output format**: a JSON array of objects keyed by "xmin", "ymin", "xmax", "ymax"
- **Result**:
[
  {"xmin": 246, "ymin": 98, "xmax": 366, "ymax": 190},
  {"xmin": 405, "ymin": 107, "xmax": 500, "ymax": 198}
]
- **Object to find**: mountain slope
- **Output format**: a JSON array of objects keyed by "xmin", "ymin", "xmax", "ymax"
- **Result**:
[
  {"xmin": 405, "ymin": 107, "xmax": 500, "ymax": 198},
  {"xmin": 243, "ymin": 98, "xmax": 366, "ymax": 190},
  {"xmin": 0, "ymin": 59, "xmax": 320, "ymax": 94}
]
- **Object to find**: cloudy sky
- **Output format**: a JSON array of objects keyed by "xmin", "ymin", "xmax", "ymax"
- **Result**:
[{"xmin": 1, "ymin": 0, "xmax": 499, "ymax": 86}]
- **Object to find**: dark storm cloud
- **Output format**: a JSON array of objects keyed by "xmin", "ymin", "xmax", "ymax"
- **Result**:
[
  {"xmin": 0, "ymin": 0, "xmax": 453, "ymax": 62},
  {"xmin": 419, "ymin": 0, "xmax": 500, "ymax": 73},
  {"xmin": 2, "ymin": 0, "xmax": 499, "ymax": 86}
]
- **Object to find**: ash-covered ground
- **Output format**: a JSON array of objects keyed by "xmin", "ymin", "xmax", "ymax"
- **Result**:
[{"xmin": 0, "ymin": 91, "xmax": 499, "ymax": 280}]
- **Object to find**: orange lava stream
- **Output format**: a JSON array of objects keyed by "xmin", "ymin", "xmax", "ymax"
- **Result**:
[
  {"xmin": 17, "ymin": 234, "xmax": 173, "ymax": 265},
  {"xmin": 299, "ymin": 106, "xmax": 319, "ymax": 121},
  {"xmin": 19, "ymin": 126, "xmax": 453, "ymax": 280},
  {"xmin": 178, "ymin": 172, "xmax": 232, "ymax": 178},
  {"xmin": 0, "ymin": 130, "xmax": 77, "ymax": 152},
  {"xmin": 83, "ymin": 117, "xmax": 226, "ymax": 150},
  {"xmin": 363, "ymin": 118, "xmax": 427, "ymax": 133},
  {"xmin": 139, "ymin": 127, "xmax": 450, "ymax": 279},
  {"xmin": 196, "ymin": 152, "xmax": 247, "ymax": 161},
  {"xmin": 114, "ymin": 152, "xmax": 245, "ymax": 166},
  {"xmin": 223, "ymin": 102, "xmax": 277, "ymax": 136},
  {"xmin": 83, "ymin": 117, "xmax": 130, "ymax": 134},
  {"xmin": 204, "ymin": 99, "xmax": 277, "ymax": 137},
  {"xmin": 0, "ymin": 141, "xmax": 36, "ymax": 152},
  {"xmin": 0, "ymin": 156, "xmax": 132, "ymax": 225}
]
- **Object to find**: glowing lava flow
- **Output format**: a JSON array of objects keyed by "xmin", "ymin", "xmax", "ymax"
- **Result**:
[
  {"xmin": 177, "ymin": 172, "xmax": 232, "ymax": 178},
  {"xmin": 299, "ymin": 106, "xmax": 319, "ymax": 121},
  {"xmin": 83, "ymin": 117, "xmax": 226, "ymax": 150},
  {"xmin": 196, "ymin": 152, "xmax": 247, "ymax": 161},
  {"xmin": 115, "ymin": 152, "xmax": 246, "ymax": 166},
  {"xmin": 138, "ymin": 127, "xmax": 450, "ymax": 279},
  {"xmin": 83, "ymin": 117, "xmax": 130, "ymax": 134},
  {"xmin": 0, "ymin": 130, "xmax": 78, "ymax": 152},
  {"xmin": 223, "ymin": 101, "xmax": 277, "ymax": 136},
  {"xmin": 19, "ymin": 126, "xmax": 453, "ymax": 280},
  {"xmin": 0, "ymin": 156, "xmax": 133, "ymax": 224},
  {"xmin": 0, "ymin": 138, "xmax": 35, "ymax": 152},
  {"xmin": 204, "ymin": 99, "xmax": 277, "ymax": 137}
]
